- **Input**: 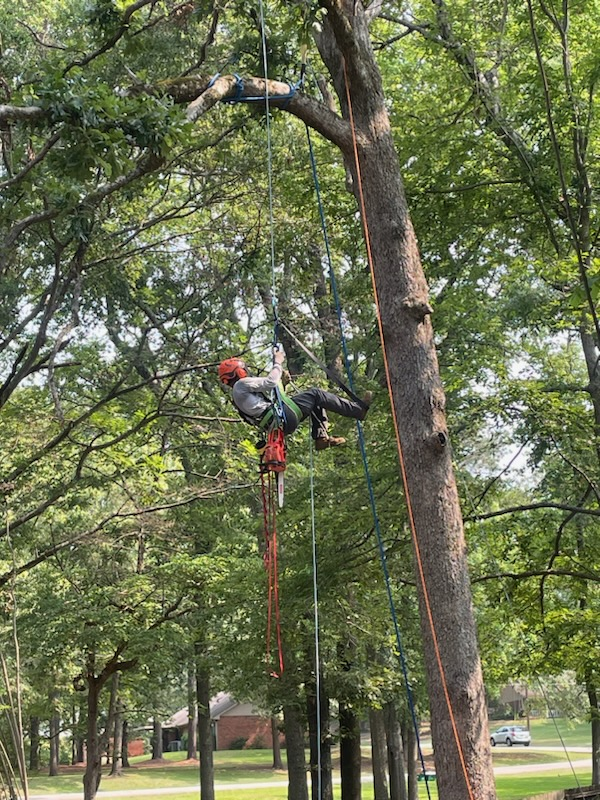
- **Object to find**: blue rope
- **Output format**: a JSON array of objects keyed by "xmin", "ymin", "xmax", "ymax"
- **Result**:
[
  {"xmin": 305, "ymin": 122, "xmax": 432, "ymax": 797},
  {"xmin": 207, "ymin": 72, "xmax": 220, "ymax": 89},
  {"xmin": 223, "ymin": 81, "xmax": 300, "ymax": 106}
]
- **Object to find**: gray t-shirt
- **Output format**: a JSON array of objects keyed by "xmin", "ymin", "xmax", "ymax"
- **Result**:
[{"xmin": 232, "ymin": 363, "xmax": 283, "ymax": 418}]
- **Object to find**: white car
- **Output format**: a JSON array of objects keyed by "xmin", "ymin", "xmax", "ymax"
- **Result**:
[{"xmin": 490, "ymin": 725, "xmax": 531, "ymax": 747}]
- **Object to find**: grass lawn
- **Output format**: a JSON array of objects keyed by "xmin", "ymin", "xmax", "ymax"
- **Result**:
[
  {"xmin": 527, "ymin": 718, "xmax": 592, "ymax": 747},
  {"xmin": 27, "ymin": 719, "xmax": 593, "ymax": 799},
  {"xmin": 27, "ymin": 772, "xmax": 595, "ymax": 800}
]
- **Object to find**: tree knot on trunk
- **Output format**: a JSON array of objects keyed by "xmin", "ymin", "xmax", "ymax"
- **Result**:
[
  {"xmin": 401, "ymin": 297, "xmax": 433, "ymax": 321},
  {"xmin": 429, "ymin": 429, "xmax": 449, "ymax": 452}
]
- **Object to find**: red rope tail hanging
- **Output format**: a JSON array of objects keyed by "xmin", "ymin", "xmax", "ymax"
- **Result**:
[
  {"xmin": 271, "ymin": 517, "xmax": 284, "ymax": 676},
  {"xmin": 260, "ymin": 470, "xmax": 284, "ymax": 677}
]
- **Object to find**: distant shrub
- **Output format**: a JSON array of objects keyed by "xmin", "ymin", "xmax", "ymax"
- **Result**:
[
  {"xmin": 245, "ymin": 735, "xmax": 266, "ymax": 750},
  {"xmin": 228, "ymin": 736, "xmax": 247, "ymax": 750}
]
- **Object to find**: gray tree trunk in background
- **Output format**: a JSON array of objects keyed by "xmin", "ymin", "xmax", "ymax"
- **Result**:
[
  {"xmin": 271, "ymin": 717, "xmax": 283, "ymax": 771},
  {"xmin": 283, "ymin": 703, "xmax": 308, "ymax": 800},
  {"xmin": 29, "ymin": 717, "xmax": 40, "ymax": 772},
  {"xmin": 404, "ymin": 722, "xmax": 419, "ymax": 800},
  {"xmin": 384, "ymin": 704, "xmax": 406, "ymax": 800},
  {"xmin": 370, "ymin": 707, "xmax": 389, "ymax": 800},
  {"xmin": 109, "ymin": 700, "xmax": 123, "ymax": 777},
  {"xmin": 151, "ymin": 718, "xmax": 163, "ymax": 760},
  {"xmin": 196, "ymin": 663, "xmax": 214, "ymax": 800},
  {"xmin": 48, "ymin": 693, "xmax": 60, "ymax": 777},
  {"xmin": 339, "ymin": 702, "xmax": 361, "ymax": 800},
  {"xmin": 187, "ymin": 665, "xmax": 198, "ymax": 760}
]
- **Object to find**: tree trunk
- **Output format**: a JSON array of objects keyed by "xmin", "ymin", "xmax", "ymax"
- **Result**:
[
  {"xmin": 187, "ymin": 665, "xmax": 198, "ymax": 760},
  {"xmin": 74, "ymin": 735, "xmax": 85, "ymax": 765},
  {"xmin": 48, "ymin": 693, "xmax": 60, "ymax": 777},
  {"xmin": 283, "ymin": 703, "xmax": 308, "ymax": 800},
  {"xmin": 339, "ymin": 702, "xmax": 361, "ymax": 800},
  {"xmin": 306, "ymin": 681, "xmax": 333, "ymax": 800},
  {"xmin": 384, "ymin": 704, "xmax": 406, "ymax": 800},
  {"xmin": 109, "ymin": 700, "xmax": 123, "ymax": 777},
  {"xmin": 83, "ymin": 680, "xmax": 102, "ymax": 800},
  {"xmin": 314, "ymin": 4, "xmax": 496, "ymax": 798},
  {"xmin": 271, "ymin": 716, "xmax": 283, "ymax": 771},
  {"xmin": 121, "ymin": 720, "xmax": 130, "ymax": 769},
  {"xmin": 196, "ymin": 664, "xmax": 214, "ymax": 800},
  {"xmin": 370, "ymin": 707, "xmax": 389, "ymax": 800},
  {"xmin": 29, "ymin": 717, "xmax": 40, "ymax": 772},
  {"xmin": 151, "ymin": 718, "xmax": 163, "ymax": 760},
  {"xmin": 587, "ymin": 682, "xmax": 600, "ymax": 785},
  {"xmin": 404, "ymin": 722, "xmax": 418, "ymax": 800}
]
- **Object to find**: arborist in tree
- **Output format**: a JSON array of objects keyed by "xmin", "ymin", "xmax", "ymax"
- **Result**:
[{"xmin": 218, "ymin": 347, "xmax": 372, "ymax": 451}]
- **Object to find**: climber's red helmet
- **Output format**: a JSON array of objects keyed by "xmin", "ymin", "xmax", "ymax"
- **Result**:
[{"xmin": 218, "ymin": 357, "xmax": 248, "ymax": 385}]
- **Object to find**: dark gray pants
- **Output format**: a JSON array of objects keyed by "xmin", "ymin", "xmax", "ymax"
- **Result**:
[{"xmin": 283, "ymin": 388, "xmax": 365, "ymax": 439}]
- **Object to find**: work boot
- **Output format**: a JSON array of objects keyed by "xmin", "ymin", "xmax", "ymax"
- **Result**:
[
  {"xmin": 358, "ymin": 391, "xmax": 373, "ymax": 420},
  {"xmin": 315, "ymin": 436, "xmax": 347, "ymax": 451}
]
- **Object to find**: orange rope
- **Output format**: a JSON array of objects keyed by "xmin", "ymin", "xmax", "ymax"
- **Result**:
[{"xmin": 342, "ymin": 58, "xmax": 476, "ymax": 800}]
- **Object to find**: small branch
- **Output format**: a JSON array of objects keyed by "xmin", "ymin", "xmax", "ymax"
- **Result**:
[
  {"xmin": 0, "ymin": 482, "xmax": 255, "ymax": 588},
  {"xmin": 466, "ymin": 501, "xmax": 600, "ymax": 521},
  {"xmin": 180, "ymin": 3, "xmax": 220, "ymax": 78},
  {"xmin": 473, "ymin": 566, "xmax": 600, "ymax": 584},
  {"xmin": 63, "ymin": 0, "xmax": 156, "ymax": 74},
  {"xmin": 16, "ymin": 18, "xmax": 69, "ymax": 51},
  {"xmin": 0, "ymin": 131, "xmax": 61, "ymax": 192},
  {"xmin": 423, "ymin": 178, "xmax": 521, "ymax": 194}
]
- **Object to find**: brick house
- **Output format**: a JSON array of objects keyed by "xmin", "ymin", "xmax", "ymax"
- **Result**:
[{"xmin": 163, "ymin": 692, "xmax": 277, "ymax": 751}]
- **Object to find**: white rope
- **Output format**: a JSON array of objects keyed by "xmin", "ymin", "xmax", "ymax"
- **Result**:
[{"xmin": 257, "ymin": 0, "xmax": 278, "ymax": 326}]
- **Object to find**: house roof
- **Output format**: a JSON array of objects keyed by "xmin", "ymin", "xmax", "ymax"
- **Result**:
[{"xmin": 163, "ymin": 693, "xmax": 240, "ymax": 729}]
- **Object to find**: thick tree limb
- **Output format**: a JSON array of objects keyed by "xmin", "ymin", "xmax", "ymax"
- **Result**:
[
  {"xmin": 180, "ymin": 74, "xmax": 356, "ymax": 152},
  {"xmin": 0, "ymin": 105, "xmax": 46, "ymax": 125}
]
